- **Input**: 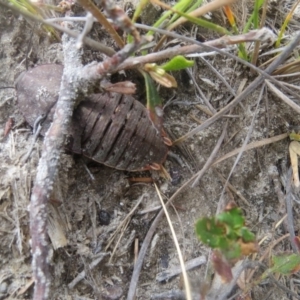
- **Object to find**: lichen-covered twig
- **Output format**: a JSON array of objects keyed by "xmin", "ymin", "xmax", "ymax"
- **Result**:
[
  {"xmin": 116, "ymin": 27, "xmax": 279, "ymax": 73},
  {"xmin": 98, "ymin": 0, "xmax": 141, "ymax": 43},
  {"xmin": 30, "ymin": 32, "xmax": 83, "ymax": 300}
]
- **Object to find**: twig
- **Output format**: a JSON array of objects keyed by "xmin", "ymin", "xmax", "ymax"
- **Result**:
[
  {"xmin": 4, "ymin": 0, "xmax": 300, "ymax": 107},
  {"xmin": 217, "ymin": 84, "xmax": 265, "ymax": 202},
  {"xmin": 199, "ymin": 56, "xmax": 236, "ymax": 96},
  {"xmin": 98, "ymin": 0, "xmax": 140, "ymax": 43},
  {"xmin": 4, "ymin": 0, "xmax": 300, "ymax": 110},
  {"xmin": 215, "ymin": 171, "xmax": 250, "ymax": 206},
  {"xmin": 117, "ymin": 27, "xmax": 277, "ymax": 72},
  {"xmin": 186, "ymin": 68, "xmax": 217, "ymax": 114},
  {"xmin": 156, "ymin": 256, "xmax": 206, "ymax": 282},
  {"xmin": 266, "ymin": 80, "xmax": 300, "ymax": 114},
  {"xmin": 218, "ymin": 261, "xmax": 255, "ymax": 300},
  {"xmin": 68, "ymin": 253, "xmax": 108, "ymax": 289},
  {"xmin": 212, "ymin": 133, "xmax": 289, "ymax": 166},
  {"xmin": 140, "ymin": 23, "xmax": 300, "ymax": 101},
  {"xmin": 30, "ymin": 32, "xmax": 84, "ymax": 300},
  {"xmin": 76, "ymin": 12, "xmax": 94, "ymax": 49},
  {"xmin": 76, "ymin": 0, "xmax": 124, "ymax": 48},
  {"xmin": 191, "ymin": 122, "xmax": 228, "ymax": 187}
]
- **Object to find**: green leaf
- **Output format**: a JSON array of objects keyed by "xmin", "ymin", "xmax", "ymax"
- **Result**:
[
  {"xmin": 142, "ymin": 71, "xmax": 165, "ymax": 133},
  {"xmin": 143, "ymin": 71, "xmax": 162, "ymax": 111},
  {"xmin": 243, "ymin": 0, "xmax": 265, "ymax": 33},
  {"xmin": 239, "ymin": 227, "xmax": 256, "ymax": 243},
  {"xmin": 160, "ymin": 55, "xmax": 194, "ymax": 71},
  {"xmin": 195, "ymin": 218, "xmax": 224, "ymax": 248},
  {"xmin": 217, "ymin": 207, "xmax": 244, "ymax": 229},
  {"xmin": 223, "ymin": 242, "xmax": 241, "ymax": 260},
  {"xmin": 195, "ymin": 206, "xmax": 257, "ymax": 261},
  {"xmin": 165, "ymin": 0, "xmax": 197, "ymax": 27},
  {"xmin": 289, "ymin": 132, "xmax": 300, "ymax": 142},
  {"xmin": 175, "ymin": 13, "xmax": 229, "ymax": 35},
  {"xmin": 148, "ymin": 0, "xmax": 194, "ymax": 36},
  {"xmin": 270, "ymin": 254, "xmax": 300, "ymax": 276}
]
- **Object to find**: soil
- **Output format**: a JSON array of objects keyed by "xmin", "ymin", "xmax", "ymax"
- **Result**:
[{"xmin": 1, "ymin": 1, "xmax": 300, "ymax": 300}]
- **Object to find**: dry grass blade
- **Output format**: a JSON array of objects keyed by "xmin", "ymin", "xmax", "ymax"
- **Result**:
[
  {"xmin": 186, "ymin": 68, "xmax": 217, "ymax": 114},
  {"xmin": 105, "ymin": 194, "xmax": 147, "ymax": 262},
  {"xmin": 134, "ymin": 23, "xmax": 300, "ymax": 104},
  {"xmin": 215, "ymin": 172, "xmax": 250, "ymax": 206},
  {"xmin": 174, "ymin": 32, "xmax": 300, "ymax": 145},
  {"xmin": 68, "ymin": 253, "xmax": 109, "ymax": 289},
  {"xmin": 199, "ymin": 57, "xmax": 236, "ymax": 96},
  {"xmin": 192, "ymin": 122, "xmax": 228, "ymax": 187},
  {"xmin": 212, "ymin": 133, "xmax": 289, "ymax": 166},
  {"xmin": 289, "ymin": 141, "xmax": 300, "ymax": 187},
  {"xmin": 217, "ymin": 85, "xmax": 265, "ymax": 200},
  {"xmin": 272, "ymin": 60, "xmax": 300, "ymax": 76},
  {"xmin": 76, "ymin": 0, "xmax": 124, "ymax": 48},
  {"xmin": 154, "ymin": 184, "xmax": 192, "ymax": 300},
  {"xmin": 156, "ymin": 256, "xmax": 206, "ymax": 282},
  {"xmin": 266, "ymin": 80, "xmax": 300, "ymax": 114}
]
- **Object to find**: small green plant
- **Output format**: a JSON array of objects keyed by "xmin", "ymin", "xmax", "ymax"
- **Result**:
[
  {"xmin": 195, "ymin": 204, "xmax": 258, "ymax": 282},
  {"xmin": 263, "ymin": 253, "xmax": 300, "ymax": 278},
  {"xmin": 195, "ymin": 203, "xmax": 257, "ymax": 261}
]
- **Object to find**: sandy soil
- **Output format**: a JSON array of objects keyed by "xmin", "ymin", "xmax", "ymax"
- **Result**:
[{"xmin": 1, "ymin": 1, "xmax": 300, "ymax": 299}]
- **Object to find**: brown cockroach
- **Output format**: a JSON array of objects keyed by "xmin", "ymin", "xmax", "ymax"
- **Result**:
[{"xmin": 16, "ymin": 64, "xmax": 170, "ymax": 171}]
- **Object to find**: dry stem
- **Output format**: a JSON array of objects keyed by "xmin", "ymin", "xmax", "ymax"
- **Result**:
[{"xmin": 30, "ymin": 33, "xmax": 83, "ymax": 300}]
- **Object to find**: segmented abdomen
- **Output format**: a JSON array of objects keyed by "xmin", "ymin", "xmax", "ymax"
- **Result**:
[{"xmin": 72, "ymin": 93, "xmax": 169, "ymax": 171}]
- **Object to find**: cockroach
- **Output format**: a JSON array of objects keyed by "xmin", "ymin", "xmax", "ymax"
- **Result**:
[{"xmin": 16, "ymin": 64, "xmax": 171, "ymax": 171}]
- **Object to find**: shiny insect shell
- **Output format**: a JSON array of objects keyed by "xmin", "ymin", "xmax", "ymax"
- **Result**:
[{"xmin": 16, "ymin": 64, "xmax": 169, "ymax": 171}]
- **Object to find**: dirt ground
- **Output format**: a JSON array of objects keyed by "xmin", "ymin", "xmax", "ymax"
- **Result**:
[{"xmin": 1, "ymin": 1, "xmax": 300, "ymax": 299}]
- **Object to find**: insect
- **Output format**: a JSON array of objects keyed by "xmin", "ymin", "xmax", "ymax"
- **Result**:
[{"xmin": 16, "ymin": 64, "xmax": 171, "ymax": 171}]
